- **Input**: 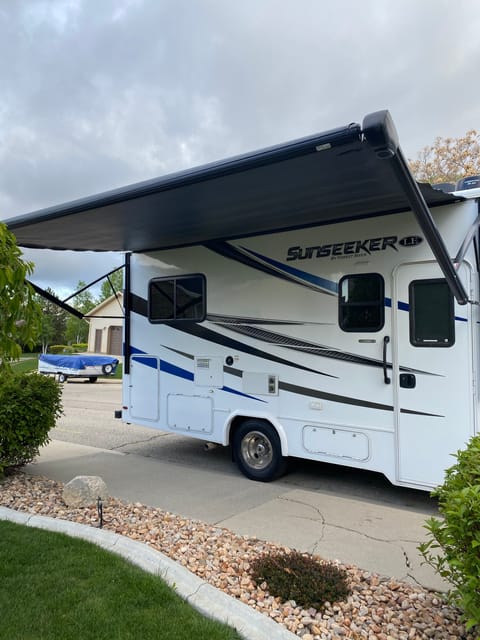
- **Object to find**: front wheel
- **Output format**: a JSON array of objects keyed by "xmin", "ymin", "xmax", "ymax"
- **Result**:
[
  {"xmin": 232, "ymin": 420, "xmax": 288, "ymax": 482},
  {"xmin": 102, "ymin": 364, "xmax": 113, "ymax": 374},
  {"xmin": 57, "ymin": 373, "xmax": 67, "ymax": 383}
]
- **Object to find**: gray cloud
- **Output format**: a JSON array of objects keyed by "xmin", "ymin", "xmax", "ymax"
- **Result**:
[{"xmin": 1, "ymin": 0, "xmax": 479, "ymax": 293}]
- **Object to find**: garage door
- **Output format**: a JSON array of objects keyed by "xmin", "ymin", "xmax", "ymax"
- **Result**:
[{"xmin": 108, "ymin": 325, "xmax": 123, "ymax": 355}]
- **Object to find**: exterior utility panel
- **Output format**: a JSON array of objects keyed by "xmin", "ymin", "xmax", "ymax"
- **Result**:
[{"xmin": 124, "ymin": 195, "xmax": 479, "ymax": 490}]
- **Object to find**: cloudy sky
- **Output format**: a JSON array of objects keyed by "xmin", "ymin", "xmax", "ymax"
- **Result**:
[{"xmin": 1, "ymin": 0, "xmax": 479, "ymax": 297}]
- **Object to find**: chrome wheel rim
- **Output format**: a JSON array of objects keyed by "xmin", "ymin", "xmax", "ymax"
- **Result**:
[{"xmin": 241, "ymin": 431, "xmax": 273, "ymax": 470}]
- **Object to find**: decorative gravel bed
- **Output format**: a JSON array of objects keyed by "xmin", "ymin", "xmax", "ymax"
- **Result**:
[{"xmin": 0, "ymin": 473, "xmax": 476, "ymax": 640}]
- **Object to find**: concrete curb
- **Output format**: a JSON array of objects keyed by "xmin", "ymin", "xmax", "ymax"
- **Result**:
[{"xmin": 0, "ymin": 507, "xmax": 296, "ymax": 640}]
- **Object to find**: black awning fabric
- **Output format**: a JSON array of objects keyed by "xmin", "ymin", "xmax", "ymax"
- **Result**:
[{"xmin": 5, "ymin": 113, "xmax": 460, "ymax": 253}]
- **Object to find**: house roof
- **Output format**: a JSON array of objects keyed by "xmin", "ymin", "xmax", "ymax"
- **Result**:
[{"xmin": 86, "ymin": 291, "xmax": 124, "ymax": 318}]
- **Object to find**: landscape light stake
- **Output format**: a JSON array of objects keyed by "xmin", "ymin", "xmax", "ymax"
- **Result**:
[{"xmin": 97, "ymin": 496, "xmax": 103, "ymax": 529}]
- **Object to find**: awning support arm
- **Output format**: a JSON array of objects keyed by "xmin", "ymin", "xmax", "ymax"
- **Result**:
[
  {"xmin": 363, "ymin": 111, "xmax": 470, "ymax": 306},
  {"xmin": 453, "ymin": 202, "xmax": 480, "ymax": 268},
  {"xmin": 62, "ymin": 265, "xmax": 124, "ymax": 304},
  {"xmin": 28, "ymin": 281, "xmax": 85, "ymax": 319}
]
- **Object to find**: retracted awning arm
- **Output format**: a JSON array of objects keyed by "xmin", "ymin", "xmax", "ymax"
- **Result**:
[{"xmin": 362, "ymin": 111, "xmax": 470, "ymax": 305}]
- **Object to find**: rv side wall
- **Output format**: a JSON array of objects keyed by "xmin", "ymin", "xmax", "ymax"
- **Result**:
[{"xmin": 123, "ymin": 198, "xmax": 479, "ymax": 490}]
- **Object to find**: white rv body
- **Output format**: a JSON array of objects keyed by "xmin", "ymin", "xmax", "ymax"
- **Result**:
[{"xmin": 123, "ymin": 194, "xmax": 479, "ymax": 491}]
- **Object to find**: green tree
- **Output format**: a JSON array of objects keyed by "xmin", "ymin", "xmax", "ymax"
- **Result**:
[
  {"xmin": 0, "ymin": 223, "xmax": 41, "ymax": 370},
  {"xmin": 65, "ymin": 281, "xmax": 96, "ymax": 345},
  {"xmin": 409, "ymin": 130, "xmax": 480, "ymax": 185},
  {"xmin": 98, "ymin": 269, "xmax": 123, "ymax": 303},
  {"xmin": 36, "ymin": 288, "xmax": 68, "ymax": 353}
]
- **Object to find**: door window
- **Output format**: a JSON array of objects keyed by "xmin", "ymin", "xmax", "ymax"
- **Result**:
[{"xmin": 409, "ymin": 279, "xmax": 454, "ymax": 347}]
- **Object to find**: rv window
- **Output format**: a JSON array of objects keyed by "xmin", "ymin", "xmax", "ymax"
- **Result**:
[
  {"xmin": 409, "ymin": 279, "xmax": 454, "ymax": 347},
  {"xmin": 339, "ymin": 273, "xmax": 384, "ymax": 332},
  {"xmin": 148, "ymin": 275, "xmax": 206, "ymax": 322}
]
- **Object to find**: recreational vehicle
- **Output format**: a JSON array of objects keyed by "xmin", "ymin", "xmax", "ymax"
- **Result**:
[{"xmin": 6, "ymin": 110, "xmax": 480, "ymax": 491}]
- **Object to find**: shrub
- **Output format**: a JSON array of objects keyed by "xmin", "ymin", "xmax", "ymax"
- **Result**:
[
  {"xmin": 0, "ymin": 372, "xmax": 63, "ymax": 476},
  {"xmin": 49, "ymin": 345, "xmax": 74, "ymax": 354},
  {"xmin": 72, "ymin": 343, "xmax": 88, "ymax": 352},
  {"xmin": 250, "ymin": 550, "xmax": 350, "ymax": 610},
  {"xmin": 419, "ymin": 434, "xmax": 480, "ymax": 633}
]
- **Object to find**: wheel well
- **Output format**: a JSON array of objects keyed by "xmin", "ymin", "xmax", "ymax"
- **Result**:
[{"xmin": 228, "ymin": 416, "xmax": 275, "ymax": 446}]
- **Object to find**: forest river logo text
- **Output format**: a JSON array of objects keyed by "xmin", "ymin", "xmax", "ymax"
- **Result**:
[{"xmin": 286, "ymin": 235, "xmax": 423, "ymax": 261}]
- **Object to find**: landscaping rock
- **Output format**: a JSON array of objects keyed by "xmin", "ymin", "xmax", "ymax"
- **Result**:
[
  {"xmin": 1, "ymin": 474, "xmax": 477, "ymax": 640},
  {"xmin": 62, "ymin": 475, "xmax": 108, "ymax": 507}
]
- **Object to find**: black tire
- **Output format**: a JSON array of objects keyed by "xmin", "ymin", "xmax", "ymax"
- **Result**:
[
  {"xmin": 88, "ymin": 376, "xmax": 98, "ymax": 383},
  {"xmin": 232, "ymin": 419, "xmax": 288, "ymax": 482},
  {"xmin": 102, "ymin": 364, "xmax": 113, "ymax": 374},
  {"xmin": 57, "ymin": 373, "xmax": 67, "ymax": 383}
]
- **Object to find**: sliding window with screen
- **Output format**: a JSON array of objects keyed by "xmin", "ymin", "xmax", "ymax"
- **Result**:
[
  {"xmin": 148, "ymin": 275, "xmax": 206, "ymax": 323},
  {"xmin": 339, "ymin": 273, "xmax": 385, "ymax": 332}
]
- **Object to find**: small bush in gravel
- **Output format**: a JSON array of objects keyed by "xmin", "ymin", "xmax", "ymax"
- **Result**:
[
  {"xmin": 0, "ymin": 372, "xmax": 63, "ymax": 476},
  {"xmin": 250, "ymin": 550, "xmax": 350, "ymax": 610},
  {"xmin": 419, "ymin": 434, "xmax": 480, "ymax": 634}
]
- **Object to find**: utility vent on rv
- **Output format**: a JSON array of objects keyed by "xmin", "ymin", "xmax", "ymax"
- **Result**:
[
  {"xmin": 456, "ymin": 175, "xmax": 480, "ymax": 191},
  {"xmin": 431, "ymin": 175, "xmax": 480, "ymax": 193},
  {"xmin": 194, "ymin": 356, "xmax": 224, "ymax": 387}
]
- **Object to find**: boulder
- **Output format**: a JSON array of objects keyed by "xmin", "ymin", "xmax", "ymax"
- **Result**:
[{"xmin": 62, "ymin": 475, "xmax": 108, "ymax": 507}]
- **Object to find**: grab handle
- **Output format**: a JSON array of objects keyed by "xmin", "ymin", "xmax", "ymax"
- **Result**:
[{"xmin": 383, "ymin": 336, "xmax": 391, "ymax": 384}]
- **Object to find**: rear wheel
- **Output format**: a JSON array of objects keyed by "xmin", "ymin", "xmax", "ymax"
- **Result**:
[
  {"xmin": 102, "ymin": 364, "xmax": 113, "ymax": 374},
  {"xmin": 233, "ymin": 420, "xmax": 288, "ymax": 482},
  {"xmin": 88, "ymin": 377, "xmax": 98, "ymax": 383},
  {"xmin": 57, "ymin": 373, "xmax": 67, "ymax": 383}
]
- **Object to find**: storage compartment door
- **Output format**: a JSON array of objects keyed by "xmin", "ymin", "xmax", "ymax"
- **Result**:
[{"xmin": 129, "ymin": 355, "xmax": 160, "ymax": 421}]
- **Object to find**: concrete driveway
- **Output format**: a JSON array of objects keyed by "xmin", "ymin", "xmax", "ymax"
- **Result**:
[{"xmin": 26, "ymin": 379, "xmax": 444, "ymax": 591}]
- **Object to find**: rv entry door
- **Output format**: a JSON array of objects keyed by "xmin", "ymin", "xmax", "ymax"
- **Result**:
[{"xmin": 393, "ymin": 262, "xmax": 474, "ymax": 488}]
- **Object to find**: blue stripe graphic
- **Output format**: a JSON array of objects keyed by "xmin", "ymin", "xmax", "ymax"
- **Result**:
[
  {"xmin": 240, "ymin": 246, "xmax": 338, "ymax": 294},
  {"xmin": 160, "ymin": 360, "xmax": 194, "ymax": 381},
  {"xmin": 130, "ymin": 347, "xmax": 265, "ymax": 402}
]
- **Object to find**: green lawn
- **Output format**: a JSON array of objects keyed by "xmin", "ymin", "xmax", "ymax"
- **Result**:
[
  {"xmin": 0, "ymin": 521, "xmax": 241, "ymax": 640},
  {"xmin": 11, "ymin": 354, "xmax": 39, "ymax": 374}
]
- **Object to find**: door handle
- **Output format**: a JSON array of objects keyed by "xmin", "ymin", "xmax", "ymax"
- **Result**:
[{"xmin": 383, "ymin": 336, "xmax": 391, "ymax": 384}]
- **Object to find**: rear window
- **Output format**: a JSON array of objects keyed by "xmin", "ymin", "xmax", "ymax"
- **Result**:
[{"xmin": 148, "ymin": 275, "xmax": 206, "ymax": 322}]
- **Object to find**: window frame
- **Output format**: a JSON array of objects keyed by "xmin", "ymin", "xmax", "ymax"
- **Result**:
[
  {"xmin": 338, "ymin": 272, "xmax": 385, "ymax": 333},
  {"xmin": 409, "ymin": 278, "xmax": 455, "ymax": 347},
  {"xmin": 148, "ymin": 274, "xmax": 206, "ymax": 323}
]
